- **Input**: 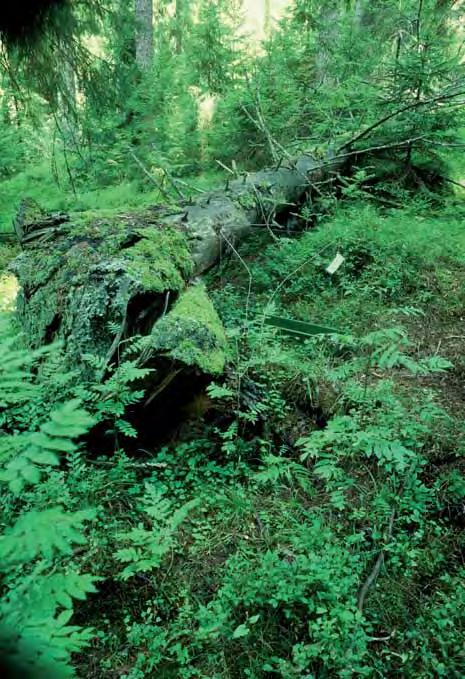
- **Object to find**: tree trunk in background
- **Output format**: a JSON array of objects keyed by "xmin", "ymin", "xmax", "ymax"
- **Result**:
[
  {"xmin": 314, "ymin": 1, "xmax": 341, "ymax": 85},
  {"xmin": 174, "ymin": 0, "xmax": 184, "ymax": 54},
  {"xmin": 60, "ymin": 60, "xmax": 77, "ymax": 134},
  {"xmin": 135, "ymin": 0, "xmax": 153, "ymax": 71}
]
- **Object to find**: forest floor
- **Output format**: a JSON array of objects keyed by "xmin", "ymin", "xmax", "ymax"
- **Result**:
[{"xmin": 1, "ymin": 188, "xmax": 465, "ymax": 676}]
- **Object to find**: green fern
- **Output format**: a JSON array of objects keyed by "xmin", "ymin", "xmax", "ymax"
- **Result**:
[
  {"xmin": 75, "ymin": 358, "xmax": 151, "ymax": 440},
  {"xmin": 0, "ymin": 320, "xmax": 40, "ymax": 408},
  {"xmin": 254, "ymin": 453, "xmax": 313, "ymax": 492},
  {"xmin": 0, "ymin": 505, "xmax": 98, "ymax": 678},
  {"xmin": 0, "ymin": 570, "xmax": 98, "ymax": 678},
  {"xmin": 0, "ymin": 326, "xmax": 99, "ymax": 678},
  {"xmin": 0, "ymin": 399, "xmax": 95, "ymax": 494},
  {"xmin": 0, "ymin": 507, "xmax": 96, "ymax": 565},
  {"xmin": 116, "ymin": 484, "xmax": 198, "ymax": 580}
]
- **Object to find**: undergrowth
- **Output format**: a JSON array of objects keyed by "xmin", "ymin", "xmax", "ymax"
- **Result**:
[{"xmin": 1, "ymin": 200, "xmax": 465, "ymax": 678}]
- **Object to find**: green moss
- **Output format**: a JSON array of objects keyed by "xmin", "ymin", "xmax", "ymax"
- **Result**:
[
  {"xmin": 122, "ymin": 226, "xmax": 192, "ymax": 293},
  {"xmin": 12, "ymin": 210, "xmax": 194, "ymax": 371},
  {"xmin": 150, "ymin": 283, "xmax": 227, "ymax": 374},
  {"xmin": 12, "ymin": 205, "xmax": 223, "ymax": 377},
  {"xmin": 235, "ymin": 191, "xmax": 256, "ymax": 211}
]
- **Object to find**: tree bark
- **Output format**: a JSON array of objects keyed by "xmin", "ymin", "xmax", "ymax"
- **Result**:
[
  {"xmin": 314, "ymin": 2, "xmax": 341, "ymax": 85},
  {"xmin": 135, "ymin": 0, "xmax": 153, "ymax": 71},
  {"xmin": 181, "ymin": 155, "xmax": 341, "ymax": 275},
  {"xmin": 174, "ymin": 0, "xmax": 184, "ymax": 54}
]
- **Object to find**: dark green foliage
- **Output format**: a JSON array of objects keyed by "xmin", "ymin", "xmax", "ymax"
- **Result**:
[
  {"xmin": 0, "ymin": 0, "xmax": 69, "ymax": 45},
  {"xmin": 2, "ymin": 0, "xmax": 464, "ymax": 212}
]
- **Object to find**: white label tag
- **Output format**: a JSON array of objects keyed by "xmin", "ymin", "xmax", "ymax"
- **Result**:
[{"xmin": 326, "ymin": 252, "xmax": 345, "ymax": 275}]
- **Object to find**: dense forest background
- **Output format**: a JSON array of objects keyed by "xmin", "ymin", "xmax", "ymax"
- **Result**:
[
  {"xmin": 1, "ymin": 0, "xmax": 463, "ymax": 228},
  {"xmin": 2, "ymin": 1, "xmax": 465, "ymax": 677}
]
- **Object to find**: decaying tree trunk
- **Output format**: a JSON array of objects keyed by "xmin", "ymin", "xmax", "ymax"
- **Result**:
[
  {"xmin": 11, "ymin": 153, "xmax": 344, "ymax": 395},
  {"xmin": 178, "ymin": 154, "xmax": 342, "ymax": 274}
]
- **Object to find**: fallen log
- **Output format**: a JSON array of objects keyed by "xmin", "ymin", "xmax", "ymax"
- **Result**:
[{"xmin": 11, "ymin": 153, "xmax": 344, "ymax": 395}]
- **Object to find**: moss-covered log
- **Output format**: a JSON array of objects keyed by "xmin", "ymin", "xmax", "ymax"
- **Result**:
[{"xmin": 11, "ymin": 153, "xmax": 342, "ymax": 390}]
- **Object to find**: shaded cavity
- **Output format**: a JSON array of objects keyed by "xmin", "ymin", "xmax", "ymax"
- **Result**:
[
  {"xmin": 125, "ymin": 290, "xmax": 176, "ymax": 337},
  {"xmin": 44, "ymin": 313, "xmax": 61, "ymax": 343}
]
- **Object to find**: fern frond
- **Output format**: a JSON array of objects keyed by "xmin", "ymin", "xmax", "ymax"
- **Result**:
[
  {"xmin": 116, "ymin": 486, "xmax": 198, "ymax": 580},
  {"xmin": 0, "ymin": 400, "xmax": 94, "ymax": 494},
  {"xmin": 0, "ymin": 603, "xmax": 95, "ymax": 678},
  {"xmin": 0, "ymin": 507, "xmax": 96, "ymax": 566}
]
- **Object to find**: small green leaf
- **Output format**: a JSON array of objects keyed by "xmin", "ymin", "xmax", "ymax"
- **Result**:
[
  {"xmin": 21, "ymin": 465, "xmax": 41, "ymax": 484},
  {"xmin": 232, "ymin": 624, "xmax": 250, "ymax": 639},
  {"xmin": 27, "ymin": 449, "xmax": 60, "ymax": 466}
]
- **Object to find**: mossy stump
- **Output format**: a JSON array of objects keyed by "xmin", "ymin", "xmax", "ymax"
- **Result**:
[{"xmin": 12, "ymin": 208, "xmax": 227, "ymax": 389}]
